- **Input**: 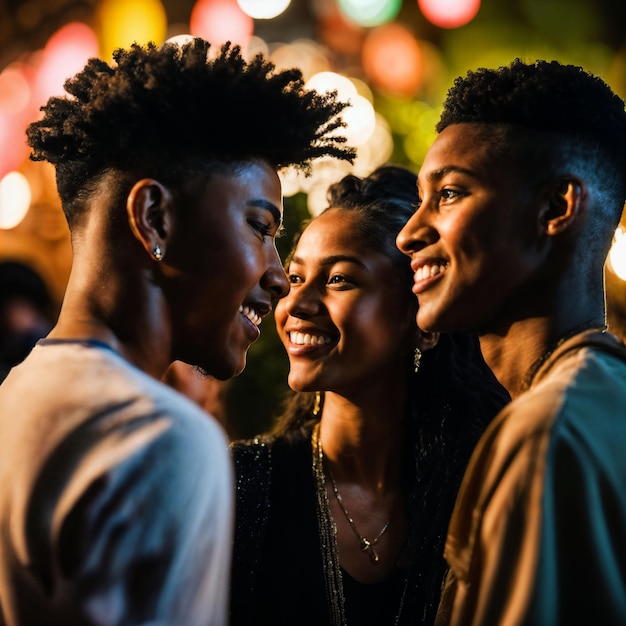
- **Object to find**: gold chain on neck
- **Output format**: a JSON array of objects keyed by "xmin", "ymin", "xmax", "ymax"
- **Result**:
[{"xmin": 326, "ymin": 463, "xmax": 390, "ymax": 564}]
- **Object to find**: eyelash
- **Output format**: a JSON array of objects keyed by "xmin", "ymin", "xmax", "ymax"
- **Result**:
[
  {"xmin": 250, "ymin": 221, "xmax": 272, "ymax": 240},
  {"xmin": 440, "ymin": 188, "xmax": 461, "ymax": 201},
  {"xmin": 286, "ymin": 274, "xmax": 354, "ymax": 288},
  {"xmin": 328, "ymin": 275, "xmax": 348, "ymax": 285},
  {"xmin": 414, "ymin": 188, "xmax": 463, "ymax": 210}
]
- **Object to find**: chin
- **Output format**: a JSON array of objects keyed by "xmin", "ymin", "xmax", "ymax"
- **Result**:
[
  {"xmin": 191, "ymin": 351, "xmax": 247, "ymax": 381},
  {"xmin": 287, "ymin": 374, "xmax": 319, "ymax": 393}
]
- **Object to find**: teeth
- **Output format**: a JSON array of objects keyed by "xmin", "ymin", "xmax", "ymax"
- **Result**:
[
  {"xmin": 289, "ymin": 332, "xmax": 333, "ymax": 346},
  {"xmin": 239, "ymin": 305, "xmax": 262, "ymax": 326},
  {"xmin": 415, "ymin": 263, "xmax": 446, "ymax": 282}
]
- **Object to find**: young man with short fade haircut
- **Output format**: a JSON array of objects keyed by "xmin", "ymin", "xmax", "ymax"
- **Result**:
[{"xmin": 397, "ymin": 58, "xmax": 626, "ymax": 625}]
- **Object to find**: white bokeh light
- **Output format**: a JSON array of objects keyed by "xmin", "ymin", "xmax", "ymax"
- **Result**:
[
  {"xmin": 0, "ymin": 171, "xmax": 31, "ymax": 229},
  {"xmin": 237, "ymin": 0, "xmax": 291, "ymax": 19},
  {"xmin": 609, "ymin": 227, "xmax": 626, "ymax": 281}
]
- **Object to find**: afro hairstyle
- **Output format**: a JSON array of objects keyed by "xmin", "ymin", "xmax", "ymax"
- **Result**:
[{"xmin": 26, "ymin": 38, "xmax": 356, "ymax": 222}]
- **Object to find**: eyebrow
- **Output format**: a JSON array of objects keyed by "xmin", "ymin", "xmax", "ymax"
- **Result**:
[
  {"xmin": 421, "ymin": 165, "xmax": 480, "ymax": 184},
  {"xmin": 249, "ymin": 198, "xmax": 283, "ymax": 226},
  {"xmin": 290, "ymin": 254, "xmax": 368, "ymax": 269}
]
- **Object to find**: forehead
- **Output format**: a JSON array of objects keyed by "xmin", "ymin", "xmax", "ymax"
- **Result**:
[
  {"xmin": 192, "ymin": 159, "xmax": 282, "ymax": 215},
  {"xmin": 297, "ymin": 209, "xmax": 368, "ymax": 252},
  {"xmin": 420, "ymin": 123, "xmax": 515, "ymax": 185}
]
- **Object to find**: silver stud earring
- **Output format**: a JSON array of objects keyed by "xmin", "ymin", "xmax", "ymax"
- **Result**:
[
  {"xmin": 152, "ymin": 244, "xmax": 163, "ymax": 261},
  {"xmin": 414, "ymin": 347, "xmax": 422, "ymax": 374}
]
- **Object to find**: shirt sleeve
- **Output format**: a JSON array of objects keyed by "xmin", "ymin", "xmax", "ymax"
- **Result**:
[{"xmin": 437, "ymin": 401, "xmax": 552, "ymax": 626}]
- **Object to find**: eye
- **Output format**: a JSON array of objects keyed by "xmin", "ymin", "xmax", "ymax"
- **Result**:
[
  {"xmin": 249, "ymin": 220, "xmax": 272, "ymax": 240},
  {"xmin": 440, "ymin": 188, "xmax": 464, "ymax": 202},
  {"xmin": 287, "ymin": 273, "xmax": 303, "ymax": 284},
  {"xmin": 327, "ymin": 274, "xmax": 354, "ymax": 289}
]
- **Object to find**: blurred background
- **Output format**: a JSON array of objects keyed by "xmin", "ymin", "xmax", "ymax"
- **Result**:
[{"xmin": 1, "ymin": 0, "xmax": 625, "ymax": 437}]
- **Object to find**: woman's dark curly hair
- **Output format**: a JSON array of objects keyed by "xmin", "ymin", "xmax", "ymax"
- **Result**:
[
  {"xmin": 438, "ymin": 58, "xmax": 626, "ymax": 229},
  {"xmin": 26, "ymin": 38, "xmax": 355, "ymax": 226}
]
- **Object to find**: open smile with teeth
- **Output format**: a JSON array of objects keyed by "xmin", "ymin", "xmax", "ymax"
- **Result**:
[
  {"xmin": 415, "ymin": 263, "xmax": 447, "ymax": 282},
  {"xmin": 239, "ymin": 305, "xmax": 262, "ymax": 326},
  {"xmin": 289, "ymin": 332, "xmax": 333, "ymax": 346}
]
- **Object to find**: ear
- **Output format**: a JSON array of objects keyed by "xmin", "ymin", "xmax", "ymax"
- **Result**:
[
  {"xmin": 416, "ymin": 328, "xmax": 440, "ymax": 352},
  {"xmin": 126, "ymin": 179, "xmax": 173, "ymax": 261},
  {"xmin": 541, "ymin": 179, "xmax": 584, "ymax": 236}
]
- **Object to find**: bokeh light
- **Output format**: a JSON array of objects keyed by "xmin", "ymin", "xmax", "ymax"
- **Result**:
[
  {"xmin": 356, "ymin": 113, "xmax": 394, "ymax": 170},
  {"xmin": 418, "ymin": 0, "xmax": 481, "ymax": 29},
  {"xmin": 362, "ymin": 23, "xmax": 423, "ymax": 98},
  {"xmin": 306, "ymin": 71, "xmax": 357, "ymax": 99},
  {"xmin": 190, "ymin": 0, "xmax": 254, "ymax": 47},
  {"xmin": 305, "ymin": 71, "xmax": 374, "ymax": 146},
  {"xmin": 341, "ymin": 94, "xmax": 376, "ymax": 146},
  {"xmin": 0, "ymin": 66, "xmax": 31, "ymax": 115},
  {"xmin": 270, "ymin": 39, "xmax": 330, "ymax": 79},
  {"xmin": 0, "ymin": 171, "xmax": 31, "ymax": 229},
  {"xmin": 33, "ymin": 22, "xmax": 99, "ymax": 105},
  {"xmin": 609, "ymin": 227, "xmax": 626, "ymax": 281},
  {"xmin": 96, "ymin": 0, "xmax": 167, "ymax": 59},
  {"xmin": 0, "ymin": 63, "xmax": 35, "ymax": 178},
  {"xmin": 338, "ymin": 0, "xmax": 402, "ymax": 27},
  {"xmin": 237, "ymin": 0, "xmax": 291, "ymax": 19}
]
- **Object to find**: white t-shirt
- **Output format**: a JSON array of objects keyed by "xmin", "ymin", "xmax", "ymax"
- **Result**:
[{"xmin": 0, "ymin": 339, "xmax": 233, "ymax": 626}]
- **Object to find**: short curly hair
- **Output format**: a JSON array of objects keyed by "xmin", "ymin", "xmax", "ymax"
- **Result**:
[
  {"xmin": 27, "ymin": 38, "xmax": 355, "ymax": 225},
  {"xmin": 437, "ymin": 58, "xmax": 626, "ymax": 228}
]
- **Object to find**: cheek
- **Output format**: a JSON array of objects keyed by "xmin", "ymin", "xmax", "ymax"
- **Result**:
[{"xmin": 274, "ymin": 300, "xmax": 288, "ymax": 334}]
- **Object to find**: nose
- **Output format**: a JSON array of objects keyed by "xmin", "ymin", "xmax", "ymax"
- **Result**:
[
  {"xmin": 396, "ymin": 210, "xmax": 432, "ymax": 256},
  {"xmin": 283, "ymin": 277, "xmax": 322, "ymax": 319},
  {"xmin": 261, "ymin": 247, "xmax": 290, "ymax": 300}
]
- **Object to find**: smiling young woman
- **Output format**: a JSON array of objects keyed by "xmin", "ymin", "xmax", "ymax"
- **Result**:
[{"xmin": 229, "ymin": 165, "xmax": 510, "ymax": 626}]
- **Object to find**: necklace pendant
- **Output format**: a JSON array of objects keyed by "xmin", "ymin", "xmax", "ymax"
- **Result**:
[
  {"xmin": 360, "ymin": 538, "xmax": 371, "ymax": 552},
  {"xmin": 369, "ymin": 547, "xmax": 380, "ymax": 563}
]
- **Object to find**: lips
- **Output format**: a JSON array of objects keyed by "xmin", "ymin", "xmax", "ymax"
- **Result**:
[{"xmin": 410, "ymin": 258, "xmax": 447, "ymax": 294}]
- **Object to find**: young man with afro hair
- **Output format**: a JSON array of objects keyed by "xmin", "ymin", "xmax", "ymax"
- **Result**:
[
  {"xmin": 0, "ymin": 37, "xmax": 354, "ymax": 626},
  {"xmin": 397, "ymin": 58, "xmax": 626, "ymax": 625}
]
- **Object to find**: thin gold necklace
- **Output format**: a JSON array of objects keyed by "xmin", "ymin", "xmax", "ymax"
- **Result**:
[
  {"xmin": 326, "ymin": 463, "xmax": 390, "ymax": 564},
  {"xmin": 311, "ymin": 422, "xmax": 408, "ymax": 626},
  {"xmin": 315, "ymin": 423, "xmax": 390, "ymax": 564}
]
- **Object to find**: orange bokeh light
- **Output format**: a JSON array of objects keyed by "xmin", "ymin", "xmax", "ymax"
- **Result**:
[{"xmin": 362, "ymin": 23, "xmax": 423, "ymax": 98}]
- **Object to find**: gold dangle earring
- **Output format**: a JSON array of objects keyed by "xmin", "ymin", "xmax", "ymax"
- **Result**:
[
  {"xmin": 413, "ymin": 347, "xmax": 422, "ymax": 374},
  {"xmin": 313, "ymin": 391, "xmax": 322, "ymax": 416}
]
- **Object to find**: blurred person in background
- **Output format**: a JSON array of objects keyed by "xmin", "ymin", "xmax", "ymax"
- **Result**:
[{"xmin": 0, "ymin": 261, "xmax": 56, "ymax": 382}]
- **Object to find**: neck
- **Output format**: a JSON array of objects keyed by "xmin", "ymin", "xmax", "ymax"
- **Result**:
[
  {"xmin": 318, "ymin": 389, "xmax": 407, "ymax": 492},
  {"xmin": 480, "ymin": 314, "xmax": 606, "ymax": 399},
  {"xmin": 51, "ymin": 259, "xmax": 172, "ymax": 379}
]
